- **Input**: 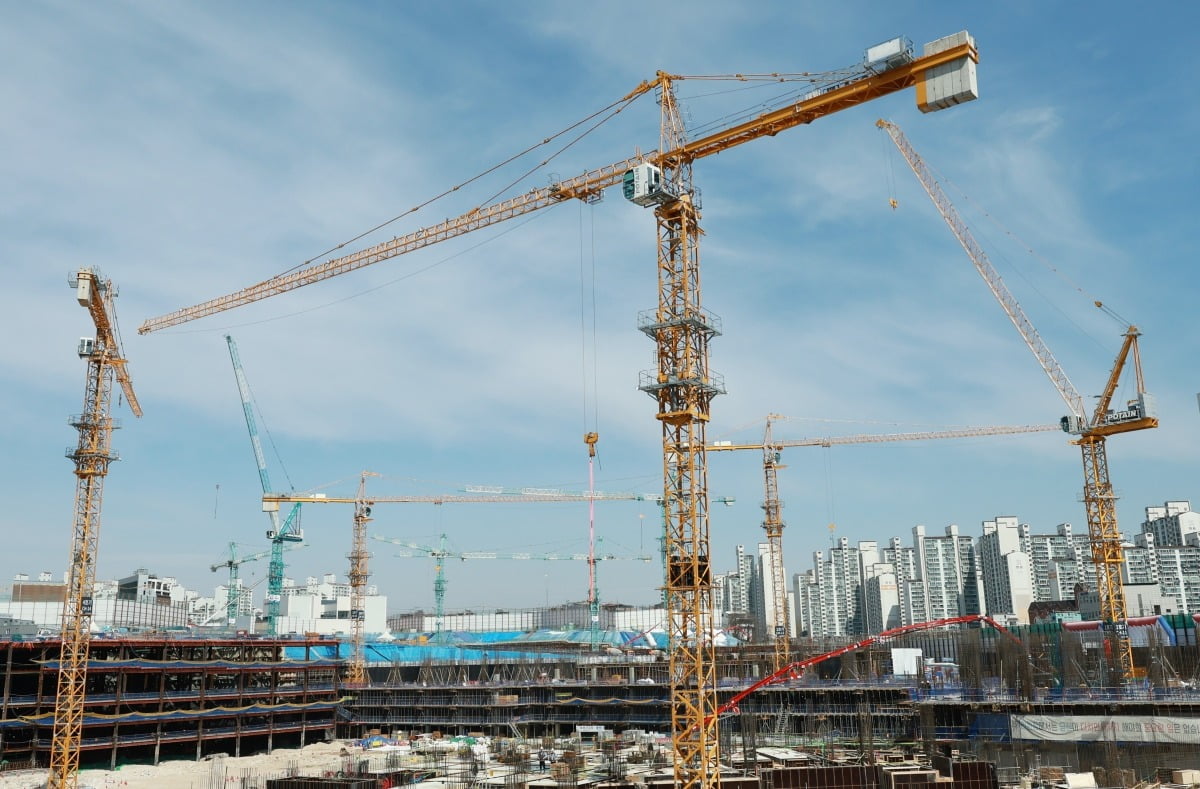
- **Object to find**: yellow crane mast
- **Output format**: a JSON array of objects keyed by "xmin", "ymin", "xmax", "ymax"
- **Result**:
[
  {"xmin": 50, "ymin": 269, "xmax": 142, "ymax": 789},
  {"xmin": 878, "ymin": 119, "xmax": 1158, "ymax": 685},
  {"xmin": 710, "ymin": 421, "xmax": 1057, "ymax": 670},
  {"xmin": 347, "ymin": 471, "xmax": 378, "ymax": 685},
  {"xmin": 143, "ymin": 33, "xmax": 978, "ymax": 788},
  {"xmin": 761, "ymin": 415, "xmax": 789, "ymax": 672}
]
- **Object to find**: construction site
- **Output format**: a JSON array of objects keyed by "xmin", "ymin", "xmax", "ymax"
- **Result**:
[
  {"xmin": 6, "ymin": 614, "xmax": 1200, "ymax": 787},
  {"xmin": 9, "ymin": 11, "xmax": 1200, "ymax": 789}
]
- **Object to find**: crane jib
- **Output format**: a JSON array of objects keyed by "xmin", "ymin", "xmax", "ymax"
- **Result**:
[{"xmin": 138, "ymin": 40, "xmax": 977, "ymax": 335}]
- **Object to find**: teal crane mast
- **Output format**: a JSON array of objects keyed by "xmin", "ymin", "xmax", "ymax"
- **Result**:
[
  {"xmin": 226, "ymin": 335, "xmax": 304, "ymax": 634},
  {"xmin": 210, "ymin": 542, "xmax": 269, "ymax": 624}
]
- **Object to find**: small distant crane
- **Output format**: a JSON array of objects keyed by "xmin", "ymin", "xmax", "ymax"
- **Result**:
[
  {"xmin": 210, "ymin": 542, "xmax": 266, "ymax": 625},
  {"xmin": 50, "ymin": 269, "xmax": 142, "ymax": 789},
  {"xmin": 208, "ymin": 542, "xmax": 302, "ymax": 626},
  {"xmin": 263, "ymin": 475, "xmax": 655, "ymax": 686},
  {"xmin": 374, "ymin": 533, "xmax": 651, "ymax": 643}
]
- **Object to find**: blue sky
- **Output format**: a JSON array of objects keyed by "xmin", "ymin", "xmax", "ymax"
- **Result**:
[{"xmin": 2, "ymin": 2, "xmax": 1198, "ymax": 617}]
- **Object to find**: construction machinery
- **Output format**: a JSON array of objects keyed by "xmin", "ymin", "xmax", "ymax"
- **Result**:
[
  {"xmin": 713, "ymin": 613, "xmax": 1019, "ymax": 721},
  {"xmin": 878, "ymin": 119, "xmax": 1157, "ymax": 686},
  {"xmin": 584, "ymin": 432, "xmax": 600, "ymax": 651},
  {"xmin": 710, "ymin": 420, "xmax": 1058, "ymax": 672},
  {"xmin": 50, "ymin": 269, "xmax": 143, "ymax": 789},
  {"xmin": 209, "ymin": 541, "xmax": 303, "ymax": 626},
  {"xmin": 225, "ymin": 335, "xmax": 304, "ymax": 635},
  {"xmin": 372, "ymin": 532, "xmax": 652, "ymax": 643},
  {"xmin": 142, "ymin": 33, "xmax": 979, "ymax": 789},
  {"xmin": 210, "ymin": 542, "xmax": 266, "ymax": 625},
  {"xmin": 262, "ymin": 476, "xmax": 661, "ymax": 686}
]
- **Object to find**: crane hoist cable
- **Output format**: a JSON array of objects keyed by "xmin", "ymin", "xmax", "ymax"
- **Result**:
[
  {"xmin": 880, "ymin": 124, "xmax": 900, "ymax": 210},
  {"xmin": 283, "ymin": 92, "xmax": 650, "ymax": 279},
  {"xmin": 236, "ymin": 348, "xmax": 297, "ymax": 492},
  {"xmin": 822, "ymin": 448, "xmax": 837, "ymax": 538},
  {"xmin": 578, "ymin": 200, "xmax": 601, "ymax": 440}
]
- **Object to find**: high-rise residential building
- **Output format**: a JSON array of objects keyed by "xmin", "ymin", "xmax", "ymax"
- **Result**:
[
  {"xmin": 1129, "ymin": 514, "xmax": 1200, "ymax": 613},
  {"xmin": 795, "ymin": 549, "xmax": 838, "ymax": 638},
  {"xmin": 861, "ymin": 561, "xmax": 900, "ymax": 633},
  {"xmin": 715, "ymin": 544, "xmax": 758, "ymax": 638},
  {"xmin": 713, "ymin": 572, "xmax": 733, "ymax": 624},
  {"xmin": 735, "ymin": 544, "xmax": 754, "ymax": 613},
  {"xmin": 1123, "ymin": 535, "xmax": 1158, "ymax": 586},
  {"xmin": 829, "ymin": 537, "xmax": 863, "ymax": 634},
  {"xmin": 859, "ymin": 540, "xmax": 899, "ymax": 633},
  {"xmin": 734, "ymin": 500, "xmax": 1200, "ymax": 639},
  {"xmin": 1027, "ymin": 522, "xmax": 1093, "ymax": 601},
  {"xmin": 912, "ymin": 524, "xmax": 983, "ymax": 620},
  {"xmin": 794, "ymin": 537, "xmax": 908, "ymax": 637},
  {"xmin": 793, "ymin": 568, "xmax": 820, "ymax": 637},
  {"xmin": 978, "ymin": 516, "xmax": 1035, "ymax": 623},
  {"xmin": 1143, "ymin": 501, "xmax": 1200, "ymax": 547},
  {"xmin": 1150, "ymin": 543, "xmax": 1200, "ymax": 613},
  {"xmin": 881, "ymin": 536, "xmax": 921, "ymax": 627}
]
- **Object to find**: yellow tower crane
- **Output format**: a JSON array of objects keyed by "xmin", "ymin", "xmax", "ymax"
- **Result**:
[
  {"xmin": 262, "ymin": 478, "xmax": 659, "ymax": 686},
  {"xmin": 141, "ymin": 33, "xmax": 978, "ymax": 788},
  {"xmin": 49, "ymin": 269, "xmax": 142, "ymax": 789},
  {"xmin": 877, "ymin": 119, "xmax": 1158, "ymax": 686},
  {"xmin": 710, "ymin": 420, "xmax": 1059, "ymax": 671}
]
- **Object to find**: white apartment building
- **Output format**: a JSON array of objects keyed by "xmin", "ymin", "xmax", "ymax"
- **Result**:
[
  {"xmin": 978, "ymin": 516, "xmax": 1034, "ymax": 623},
  {"xmin": 1143, "ymin": 501, "xmax": 1200, "ymax": 547},
  {"xmin": 861, "ymin": 562, "xmax": 901, "ymax": 633},
  {"xmin": 274, "ymin": 574, "xmax": 388, "ymax": 636},
  {"xmin": 737, "ymin": 499, "xmax": 1200, "ymax": 639},
  {"xmin": 1126, "ymin": 531, "xmax": 1200, "ymax": 613},
  {"xmin": 880, "ymin": 536, "xmax": 921, "ymax": 627},
  {"xmin": 794, "ymin": 538, "xmax": 900, "ymax": 637},
  {"xmin": 912, "ymin": 524, "xmax": 983, "ymax": 621},
  {"xmin": 793, "ymin": 568, "xmax": 820, "ymax": 637},
  {"xmin": 1027, "ymin": 523, "xmax": 1093, "ymax": 601},
  {"xmin": 210, "ymin": 580, "xmax": 256, "ymax": 624},
  {"xmin": 859, "ymin": 540, "xmax": 900, "ymax": 634}
]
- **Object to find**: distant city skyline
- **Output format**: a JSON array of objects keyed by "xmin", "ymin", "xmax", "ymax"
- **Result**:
[{"xmin": 715, "ymin": 499, "xmax": 1200, "ymax": 641}]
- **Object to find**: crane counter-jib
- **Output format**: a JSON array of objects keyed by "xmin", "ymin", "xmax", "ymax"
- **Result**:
[{"xmin": 137, "ymin": 34, "xmax": 977, "ymax": 336}]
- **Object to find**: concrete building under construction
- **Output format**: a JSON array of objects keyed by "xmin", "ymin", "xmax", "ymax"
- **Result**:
[
  {"xmin": 5, "ymin": 610, "xmax": 1200, "ymax": 786},
  {"xmin": 0, "ymin": 633, "xmax": 341, "ymax": 771}
]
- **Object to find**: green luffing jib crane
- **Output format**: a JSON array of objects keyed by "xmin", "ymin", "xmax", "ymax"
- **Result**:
[{"xmin": 225, "ymin": 335, "xmax": 304, "ymax": 635}]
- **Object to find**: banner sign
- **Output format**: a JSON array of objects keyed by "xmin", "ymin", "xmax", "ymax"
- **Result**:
[{"xmin": 1011, "ymin": 715, "xmax": 1200, "ymax": 744}]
